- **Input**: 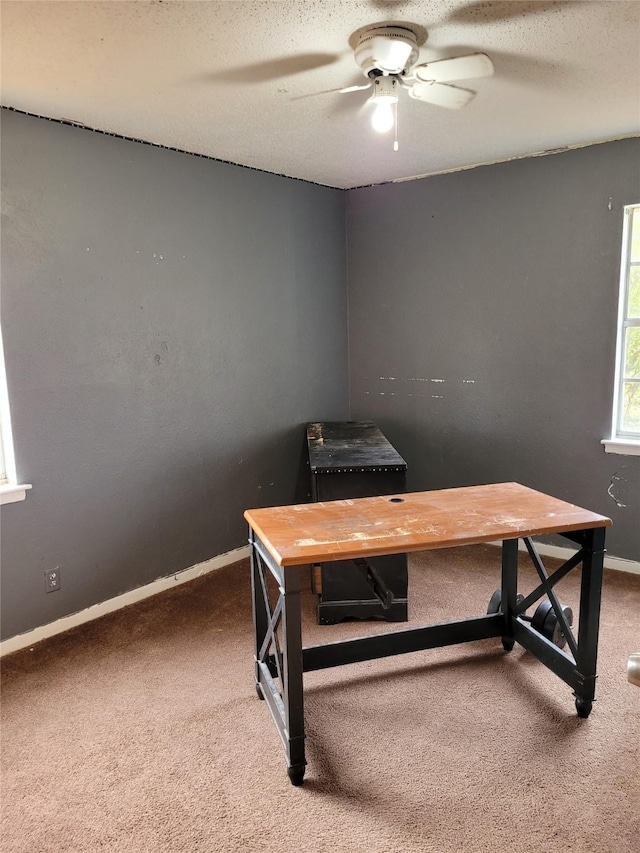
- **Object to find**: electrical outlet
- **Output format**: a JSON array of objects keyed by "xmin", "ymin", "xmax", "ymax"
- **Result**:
[{"xmin": 45, "ymin": 568, "xmax": 60, "ymax": 593}]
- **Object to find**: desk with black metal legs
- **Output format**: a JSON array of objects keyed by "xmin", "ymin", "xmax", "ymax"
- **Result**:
[{"xmin": 244, "ymin": 482, "xmax": 611, "ymax": 786}]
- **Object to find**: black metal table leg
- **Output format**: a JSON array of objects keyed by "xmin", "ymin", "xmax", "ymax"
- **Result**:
[
  {"xmin": 500, "ymin": 538, "xmax": 519, "ymax": 651},
  {"xmin": 250, "ymin": 529, "xmax": 268, "ymax": 700},
  {"xmin": 574, "ymin": 526, "xmax": 606, "ymax": 718},
  {"xmin": 249, "ymin": 531, "xmax": 307, "ymax": 785},
  {"xmin": 281, "ymin": 564, "xmax": 306, "ymax": 784}
]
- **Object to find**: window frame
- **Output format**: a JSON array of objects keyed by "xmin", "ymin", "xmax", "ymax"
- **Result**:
[
  {"xmin": 0, "ymin": 325, "xmax": 31, "ymax": 503},
  {"xmin": 602, "ymin": 202, "xmax": 640, "ymax": 456}
]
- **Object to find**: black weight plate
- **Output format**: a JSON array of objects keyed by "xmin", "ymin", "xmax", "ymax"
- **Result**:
[
  {"xmin": 531, "ymin": 600, "xmax": 553, "ymax": 632},
  {"xmin": 487, "ymin": 590, "xmax": 526, "ymax": 615},
  {"xmin": 487, "ymin": 589, "xmax": 502, "ymax": 614},
  {"xmin": 543, "ymin": 605, "xmax": 573, "ymax": 649},
  {"xmin": 541, "ymin": 609, "xmax": 561, "ymax": 646}
]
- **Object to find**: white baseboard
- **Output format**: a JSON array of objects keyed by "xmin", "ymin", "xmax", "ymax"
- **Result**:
[
  {"xmin": 0, "ymin": 545, "xmax": 250, "ymax": 658},
  {"xmin": 487, "ymin": 539, "xmax": 640, "ymax": 575},
  {"xmin": 2, "ymin": 539, "xmax": 637, "ymax": 658}
]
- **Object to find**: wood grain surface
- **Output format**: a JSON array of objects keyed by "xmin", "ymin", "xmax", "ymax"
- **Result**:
[{"xmin": 244, "ymin": 482, "xmax": 611, "ymax": 567}]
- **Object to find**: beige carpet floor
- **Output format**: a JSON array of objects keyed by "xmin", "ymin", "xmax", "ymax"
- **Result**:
[{"xmin": 1, "ymin": 543, "xmax": 639, "ymax": 853}]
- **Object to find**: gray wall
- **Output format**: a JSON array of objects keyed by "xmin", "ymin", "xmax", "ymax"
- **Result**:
[
  {"xmin": 0, "ymin": 109, "xmax": 348, "ymax": 640},
  {"xmin": 2, "ymin": 111, "xmax": 638, "ymax": 645},
  {"xmin": 347, "ymin": 138, "xmax": 640, "ymax": 561}
]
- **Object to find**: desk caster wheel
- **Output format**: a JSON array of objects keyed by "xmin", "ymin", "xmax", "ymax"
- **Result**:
[
  {"xmin": 256, "ymin": 683, "xmax": 265, "ymax": 700},
  {"xmin": 287, "ymin": 764, "xmax": 305, "ymax": 786},
  {"xmin": 575, "ymin": 697, "xmax": 592, "ymax": 718}
]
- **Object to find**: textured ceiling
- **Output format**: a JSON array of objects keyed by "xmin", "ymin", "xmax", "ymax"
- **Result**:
[{"xmin": 1, "ymin": 0, "xmax": 639, "ymax": 188}]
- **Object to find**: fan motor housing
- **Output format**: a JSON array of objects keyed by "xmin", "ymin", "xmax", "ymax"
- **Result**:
[{"xmin": 354, "ymin": 26, "xmax": 420, "ymax": 77}]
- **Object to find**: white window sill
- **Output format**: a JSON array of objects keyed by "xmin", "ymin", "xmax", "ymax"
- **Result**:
[
  {"xmin": 601, "ymin": 439, "xmax": 640, "ymax": 456},
  {"xmin": 0, "ymin": 483, "xmax": 32, "ymax": 505}
]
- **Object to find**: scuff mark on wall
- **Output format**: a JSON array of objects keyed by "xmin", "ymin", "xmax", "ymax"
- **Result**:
[
  {"xmin": 607, "ymin": 468, "xmax": 628, "ymax": 507},
  {"xmin": 369, "ymin": 375, "xmax": 478, "ymax": 401}
]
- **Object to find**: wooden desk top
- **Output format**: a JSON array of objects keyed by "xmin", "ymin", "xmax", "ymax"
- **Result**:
[{"xmin": 244, "ymin": 482, "xmax": 611, "ymax": 567}]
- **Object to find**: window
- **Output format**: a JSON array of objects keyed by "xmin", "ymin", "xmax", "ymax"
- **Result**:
[
  {"xmin": 0, "ymin": 326, "xmax": 31, "ymax": 503},
  {"xmin": 603, "ymin": 203, "xmax": 640, "ymax": 455}
]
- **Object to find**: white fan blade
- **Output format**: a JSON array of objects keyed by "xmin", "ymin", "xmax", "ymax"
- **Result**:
[
  {"xmin": 339, "ymin": 83, "xmax": 373, "ymax": 94},
  {"xmin": 413, "ymin": 53, "xmax": 494, "ymax": 83},
  {"xmin": 291, "ymin": 82, "xmax": 371, "ymax": 100},
  {"xmin": 408, "ymin": 81, "xmax": 476, "ymax": 109}
]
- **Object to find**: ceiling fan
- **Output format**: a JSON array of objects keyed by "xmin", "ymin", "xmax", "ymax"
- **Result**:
[
  {"xmin": 208, "ymin": 3, "xmax": 566, "ymax": 88},
  {"xmin": 321, "ymin": 23, "xmax": 494, "ymax": 149}
]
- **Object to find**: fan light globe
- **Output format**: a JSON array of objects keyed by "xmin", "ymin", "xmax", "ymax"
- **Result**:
[
  {"xmin": 371, "ymin": 102, "xmax": 395, "ymax": 133},
  {"xmin": 369, "ymin": 77, "xmax": 398, "ymax": 134}
]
